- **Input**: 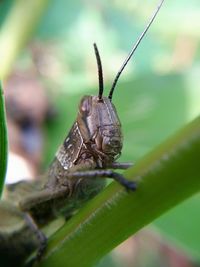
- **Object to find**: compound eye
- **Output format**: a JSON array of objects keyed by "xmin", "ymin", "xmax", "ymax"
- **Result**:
[
  {"xmin": 79, "ymin": 96, "xmax": 92, "ymax": 116},
  {"xmin": 102, "ymin": 137, "xmax": 122, "ymax": 156}
]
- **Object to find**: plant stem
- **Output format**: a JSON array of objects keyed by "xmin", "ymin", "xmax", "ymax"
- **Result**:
[
  {"xmin": 37, "ymin": 116, "xmax": 200, "ymax": 267},
  {"xmin": 0, "ymin": 82, "xmax": 7, "ymax": 197}
]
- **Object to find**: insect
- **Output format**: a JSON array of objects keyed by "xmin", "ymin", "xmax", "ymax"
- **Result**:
[{"xmin": 0, "ymin": 0, "xmax": 164, "ymax": 266}]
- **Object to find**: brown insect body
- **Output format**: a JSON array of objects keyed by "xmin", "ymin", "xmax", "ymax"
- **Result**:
[{"xmin": 22, "ymin": 95, "xmax": 123, "ymax": 226}]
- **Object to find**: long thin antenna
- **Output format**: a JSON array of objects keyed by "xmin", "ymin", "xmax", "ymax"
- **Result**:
[
  {"xmin": 108, "ymin": 0, "xmax": 165, "ymax": 101},
  {"xmin": 93, "ymin": 43, "xmax": 104, "ymax": 100}
]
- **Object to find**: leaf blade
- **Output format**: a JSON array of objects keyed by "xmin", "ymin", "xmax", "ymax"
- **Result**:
[{"xmin": 0, "ymin": 82, "xmax": 8, "ymax": 197}]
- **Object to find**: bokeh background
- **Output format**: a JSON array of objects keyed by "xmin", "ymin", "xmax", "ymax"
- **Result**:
[{"xmin": 1, "ymin": 0, "xmax": 200, "ymax": 266}]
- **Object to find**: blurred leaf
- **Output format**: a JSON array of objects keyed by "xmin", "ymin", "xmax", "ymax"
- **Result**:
[
  {"xmin": 0, "ymin": 0, "xmax": 13, "ymax": 25},
  {"xmin": 0, "ymin": 0, "xmax": 50, "ymax": 78},
  {"xmin": 155, "ymin": 193, "xmax": 200, "ymax": 259},
  {"xmin": 36, "ymin": 0, "xmax": 83, "ymax": 38}
]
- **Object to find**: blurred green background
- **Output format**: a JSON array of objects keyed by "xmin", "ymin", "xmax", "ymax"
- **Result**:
[{"xmin": 1, "ymin": 0, "xmax": 200, "ymax": 266}]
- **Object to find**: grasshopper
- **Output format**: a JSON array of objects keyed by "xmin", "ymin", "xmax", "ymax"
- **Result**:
[{"xmin": 0, "ymin": 0, "xmax": 164, "ymax": 266}]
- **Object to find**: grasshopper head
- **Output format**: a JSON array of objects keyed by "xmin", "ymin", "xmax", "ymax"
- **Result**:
[
  {"xmin": 77, "ymin": 95, "xmax": 123, "ymax": 164},
  {"xmin": 76, "ymin": 44, "xmax": 123, "ymax": 164},
  {"xmin": 76, "ymin": 0, "xmax": 164, "ymax": 164}
]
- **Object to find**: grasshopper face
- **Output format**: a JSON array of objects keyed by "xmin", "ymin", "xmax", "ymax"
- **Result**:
[{"xmin": 77, "ymin": 95, "xmax": 123, "ymax": 164}]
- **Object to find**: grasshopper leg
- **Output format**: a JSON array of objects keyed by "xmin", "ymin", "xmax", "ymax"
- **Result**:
[
  {"xmin": 24, "ymin": 213, "xmax": 47, "ymax": 260},
  {"xmin": 106, "ymin": 162, "xmax": 134, "ymax": 170},
  {"xmin": 69, "ymin": 170, "xmax": 137, "ymax": 191}
]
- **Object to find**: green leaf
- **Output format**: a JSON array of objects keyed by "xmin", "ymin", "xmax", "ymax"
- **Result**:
[
  {"xmin": 0, "ymin": 82, "xmax": 8, "ymax": 197},
  {"xmin": 155, "ymin": 194, "xmax": 200, "ymax": 259},
  {"xmin": 37, "ymin": 116, "xmax": 200, "ymax": 267}
]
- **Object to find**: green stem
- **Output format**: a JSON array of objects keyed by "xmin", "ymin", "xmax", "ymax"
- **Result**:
[
  {"xmin": 0, "ymin": 0, "xmax": 50, "ymax": 79},
  {"xmin": 38, "ymin": 116, "xmax": 200, "ymax": 267},
  {"xmin": 0, "ymin": 82, "xmax": 7, "ymax": 197}
]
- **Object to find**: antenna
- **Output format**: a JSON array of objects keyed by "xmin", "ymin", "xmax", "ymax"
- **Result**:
[
  {"xmin": 108, "ymin": 0, "xmax": 165, "ymax": 101},
  {"xmin": 93, "ymin": 43, "xmax": 104, "ymax": 100}
]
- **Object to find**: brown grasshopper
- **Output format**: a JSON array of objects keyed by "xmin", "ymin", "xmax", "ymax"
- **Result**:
[{"xmin": 0, "ymin": 0, "xmax": 164, "ymax": 266}]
